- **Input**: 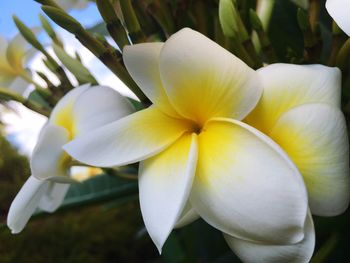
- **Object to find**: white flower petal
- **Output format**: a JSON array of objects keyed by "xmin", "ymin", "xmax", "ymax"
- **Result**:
[
  {"xmin": 9, "ymin": 76, "xmax": 30, "ymax": 95},
  {"xmin": 7, "ymin": 176, "xmax": 49, "ymax": 234},
  {"xmin": 225, "ymin": 212, "xmax": 315, "ymax": 263},
  {"xmin": 326, "ymin": 0, "xmax": 350, "ymax": 36},
  {"xmin": 123, "ymin": 43, "xmax": 179, "ymax": 117},
  {"xmin": 270, "ymin": 103, "xmax": 350, "ymax": 216},
  {"xmin": 31, "ymin": 123, "xmax": 72, "ymax": 183},
  {"xmin": 190, "ymin": 118, "xmax": 308, "ymax": 244},
  {"xmin": 72, "ymin": 85, "xmax": 134, "ymax": 136},
  {"xmin": 38, "ymin": 183, "xmax": 70, "ymax": 212},
  {"xmin": 64, "ymin": 107, "xmax": 193, "ymax": 167},
  {"xmin": 159, "ymin": 28, "xmax": 262, "ymax": 125},
  {"xmin": 139, "ymin": 133, "xmax": 198, "ymax": 252},
  {"xmin": 245, "ymin": 64, "xmax": 341, "ymax": 133},
  {"xmin": 49, "ymin": 84, "xmax": 90, "ymax": 134},
  {"xmin": 175, "ymin": 202, "xmax": 200, "ymax": 228}
]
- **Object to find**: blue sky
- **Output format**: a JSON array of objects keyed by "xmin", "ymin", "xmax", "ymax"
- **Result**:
[{"xmin": 0, "ymin": 0, "xmax": 101, "ymax": 38}]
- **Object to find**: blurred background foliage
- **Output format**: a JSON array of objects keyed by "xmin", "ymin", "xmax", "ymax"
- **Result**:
[{"xmin": 0, "ymin": 0, "xmax": 350, "ymax": 262}]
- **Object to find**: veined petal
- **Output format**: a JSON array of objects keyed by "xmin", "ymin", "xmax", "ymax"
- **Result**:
[
  {"xmin": 72, "ymin": 85, "xmax": 134, "ymax": 136},
  {"xmin": 159, "ymin": 28, "xmax": 261, "ymax": 125},
  {"xmin": 175, "ymin": 202, "xmax": 200, "ymax": 228},
  {"xmin": 270, "ymin": 103, "xmax": 350, "ymax": 216},
  {"xmin": 38, "ymin": 183, "xmax": 70, "ymax": 212},
  {"xmin": 191, "ymin": 119, "xmax": 308, "ymax": 244},
  {"xmin": 7, "ymin": 176, "xmax": 49, "ymax": 234},
  {"xmin": 123, "ymin": 43, "xmax": 179, "ymax": 117},
  {"xmin": 225, "ymin": 212, "xmax": 315, "ymax": 263},
  {"xmin": 245, "ymin": 64, "xmax": 341, "ymax": 133},
  {"xmin": 139, "ymin": 133, "xmax": 198, "ymax": 252},
  {"xmin": 49, "ymin": 84, "xmax": 90, "ymax": 135},
  {"xmin": 31, "ymin": 123, "xmax": 72, "ymax": 183},
  {"xmin": 326, "ymin": 0, "xmax": 350, "ymax": 36},
  {"xmin": 64, "ymin": 107, "xmax": 193, "ymax": 167}
]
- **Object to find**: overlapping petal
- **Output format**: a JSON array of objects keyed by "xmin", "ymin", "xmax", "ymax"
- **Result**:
[
  {"xmin": 245, "ymin": 64, "xmax": 341, "ymax": 133},
  {"xmin": 31, "ymin": 123, "xmax": 71, "ymax": 182},
  {"xmin": 123, "ymin": 43, "xmax": 179, "ymax": 117},
  {"xmin": 64, "ymin": 107, "xmax": 194, "ymax": 167},
  {"xmin": 50, "ymin": 84, "xmax": 90, "ymax": 135},
  {"xmin": 159, "ymin": 28, "xmax": 262, "ymax": 125},
  {"xmin": 225, "ymin": 212, "xmax": 315, "ymax": 263},
  {"xmin": 7, "ymin": 176, "xmax": 69, "ymax": 234},
  {"xmin": 72, "ymin": 85, "xmax": 135, "ymax": 136},
  {"xmin": 190, "ymin": 118, "xmax": 308, "ymax": 244},
  {"xmin": 326, "ymin": 0, "xmax": 350, "ymax": 36},
  {"xmin": 139, "ymin": 133, "xmax": 198, "ymax": 252},
  {"xmin": 175, "ymin": 203, "xmax": 200, "ymax": 228},
  {"xmin": 38, "ymin": 182, "xmax": 70, "ymax": 212},
  {"xmin": 270, "ymin": 103, "xmax": 350, "ymax": 216}
]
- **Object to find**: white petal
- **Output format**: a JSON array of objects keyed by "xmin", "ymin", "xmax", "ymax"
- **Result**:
[
  {"xmin": 31, "ymin": 123, "xmax": 72, "ymax": 183},
  {"xmin": 123, "ymin": 43, "xmax": 179, "ymax": 117},
  {"xmin": 225, "ymin": 212, "xmax": 315, "ymax": 263},
  {"xmin": 139, "ymin": 133, "xmax": 198, "ymax": 252},
  {"xmin": 64, "ymin": 107, "xmax": 193, "ymax": 167},
  {"xmin": 159, "ymin": 28, "xmax": 262, "ymax": 125},
  {"xmin": 326, "ymin": 0, "xmax": 350, "ymax": 36},
  {"xmin": 7, "ymin": 176, "xmax": 49, "ymax": 234},
  {"xmin": 245, "ymin": 64, "xmax": 341, "ymax": 133},
  {"xmin": 270, "ymin": 103, "xmax": 350, "ymax": 216},
  {"xmin": 9, "ymin": 76, "xmax": 30, "ymax": 95},
  {"xmin": 49, "ymin": 84, "xmax": 90, "ymax": 134},
  {"xmin": 38, "ymin": 183, "xmax": 70, "ymax": 212},
  {"xmin": 175, "ymin": 202, "xmax": 200, "ymax": 228},
  {"xmin": 72, "ymin": 85, "xmax": 134, "ymax": 136},
  {"xmin": 191, "ymin": 118, "xmax": 308, "ymax": 244}
]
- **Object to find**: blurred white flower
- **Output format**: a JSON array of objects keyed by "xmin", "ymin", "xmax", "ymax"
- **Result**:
[{"xmin": 326, "ymin": 0, "xmax": 350, "ymax": 35}]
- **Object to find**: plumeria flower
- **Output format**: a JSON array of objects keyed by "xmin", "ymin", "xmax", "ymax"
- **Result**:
[
  {"xmin": 0, "ymin": 32, "xmax": 39, "ymax": 95},
  {"xmin": 64, "ymin": 28, "xmax": 312, "ymax": 258},
  {"xmin": 221, "ymin": 63, "xmax": 349, "ymax": 262},
  {"xmin": 326, "ymin": 0, "xmax": 350, "ymax": 36},
  {"xmin": 7, "ymin": 84, "xmax": 134, "ymax": 233}
]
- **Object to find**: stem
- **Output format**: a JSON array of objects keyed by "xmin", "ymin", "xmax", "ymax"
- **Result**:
[{"xmin": 0, "ymin": 87, "xmax": 50, "ymax": 116}]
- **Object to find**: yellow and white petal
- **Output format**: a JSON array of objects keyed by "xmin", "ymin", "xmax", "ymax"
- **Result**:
[
  {"xmin": 270, "ymin": 103, "xmax": 350, "ymax": 216},
  {"xmin": 245, "ymin": 64, "xmax": 341, "ymax": 133},
  {"xmin": 72, "ymin": 85, "xmax": 134, "ymax": 136},
  {"xmin": 326, "ymin": 0, "xmax": 350, "ymax": 36},
  {"xmin": 175, "ymin": 202, "xmax": 200, "ymax": 228},
  {"xmin": 224, "ymin": 212, "xmax": 315, "ymax": 263},
  {"xmin": 123, "ymin": 43, "xmax": 179, "ymax": 117},
  {"xmin": 31, "ymin": 123, "xmax": 72, "ymax": 183},
  {"xmin": 6, "ymin": 34, "xmax": 27, "ymax": 71},
  {"xmin": 38, "ymin": 183, "xmax": 70, "ymax": 212},
  {"xmin": 64, "ymin": 107, "xmax": 193, "ymax": 167},
  {"xmin": 191, "ymin": 119, "xmax": 308, "ymax": 244},
  {"xmin": 159, "ymin": 28, "xmax": 261, "ymax": 125},
  {"xmin": 7, "ymin": 176, "xmax": 49, "ymax": 234},
  {"xmin": 49, "ymin": 84, "xmax": 90, "ymax": 135},
  {"xmin": 139, "ymin": 133, "xmax": 198, "ymax": 252}
]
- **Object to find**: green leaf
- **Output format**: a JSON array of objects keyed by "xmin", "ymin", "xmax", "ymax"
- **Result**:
[
  {"xmin": 57, "ymin": 174, "xmax": 138, "ymax": 211},
  {"xmin": 27, "ymin": 90, "xmax": 51, "ymax": 109},
  {"xmin": 52, "ymin": 43, "xmax": 98, "ymax": 85}
]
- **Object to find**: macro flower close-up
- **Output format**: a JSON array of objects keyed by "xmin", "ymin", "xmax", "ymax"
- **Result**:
[{"xmin": 0, "ymin": 0, "xmax": 350, "ymax": 262}]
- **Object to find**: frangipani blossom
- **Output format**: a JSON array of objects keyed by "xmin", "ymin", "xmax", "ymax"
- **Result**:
[
  {"xmin": 326, "ymin": 0, "xmax": 350, "ymax": 36},
  {"xmin": 0, "ymin": 32, "xmax": 39, "ymax": 95},
  {"xmin": 245, "ymin": 64, "xmax": 350, "ymax": 217},
  {"xmin": 64, "ymin": 28, "xmax": 310, "ymax": 258},
  {"xmin": 219, "ymin": 63, "xmax": 349, "ymax": 262},
  {"xmin": 7, "ymin": 84, "xmax": 134, "ymax": 233}
]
